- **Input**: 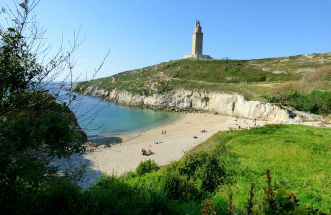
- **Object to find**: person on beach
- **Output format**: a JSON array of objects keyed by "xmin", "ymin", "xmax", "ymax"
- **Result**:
[
  {"xmin": 141, "ymin": 148, "xmax": 153, "ymax": 156},
  {"xmin": 141, "ymin": 148, "xmax": 146, "ymax": 155}
]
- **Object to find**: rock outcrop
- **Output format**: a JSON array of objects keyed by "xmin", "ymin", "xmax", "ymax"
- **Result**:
[{"xmin": 80, "ymin": 86, "xmax": 293, "ymax": 122}]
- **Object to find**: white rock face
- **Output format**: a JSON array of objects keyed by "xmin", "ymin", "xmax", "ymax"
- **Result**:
[{"xmin": 82, "ymin": 87, "xmax": 291, "ymax": 122}]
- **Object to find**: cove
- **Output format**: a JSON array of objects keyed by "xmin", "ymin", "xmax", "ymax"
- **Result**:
[{"xmin": 68, "ymin": 90, "xmax": 180, "ymax": 139}]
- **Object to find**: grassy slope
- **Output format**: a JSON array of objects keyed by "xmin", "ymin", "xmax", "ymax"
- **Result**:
[
  {"xmin": 78, "ymin": 53, "xmax": 331, "ymax": 100},
  {"xmin": 193, "ymin": 124, "xmax": 331, "ymax": 211},
  {"xmin": 121, "ymin": 124, "xmax": 331, "ymax": 213}
]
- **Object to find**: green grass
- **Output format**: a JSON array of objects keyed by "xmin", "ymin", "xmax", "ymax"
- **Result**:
[
  {"xmin": 107, "ymin": 124, "xmax": 331, "ymax": 213},
  {"xmin": 76, "ymin": 52, "xmax": 331, "ymax": 98},
  {"xmin": 8, "ymin": 124, "xmax": 330, "ymax": 214},
  {"xmin": 75, "ymin": 53, "xmax": 331, "ymax": 113},
  {"xmin": 207, "ymin": 124, "xmax": 331, "ymax": 211},
  {"xmin": 123, "ymin": 124, "xmax": 331, "ymax": 213},
  {"xmin": 71, "ymin": 52, "xmax": 331, "ymax": 212},
  {"xmin": 268, "ymin": 90, "xmax": 331, "ymax": 114}
]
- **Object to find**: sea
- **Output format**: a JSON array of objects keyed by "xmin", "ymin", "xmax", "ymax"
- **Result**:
[{"xmin": 47, "ymin": 83, "xmax": 180, "ymax": 141}]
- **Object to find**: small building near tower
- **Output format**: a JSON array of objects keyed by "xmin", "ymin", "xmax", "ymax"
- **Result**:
[{"xmin": 184, "ymin": 20, "xmax": 212, "ymax": 60}]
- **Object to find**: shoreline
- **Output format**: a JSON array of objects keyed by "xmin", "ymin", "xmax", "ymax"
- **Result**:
[
  {"xmin": 86, "ymin": 113, "xmax": 185, "ymax": 145},
  {"xmin": 83, "ymin": 112, "xmax": 271, "ymax": 176},
  {"xmin": 66, "ymin": 112, "xmax": 331, "ymax": 188}
]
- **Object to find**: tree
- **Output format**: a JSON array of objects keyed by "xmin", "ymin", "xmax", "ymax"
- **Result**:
[{"xmin": 0, "ymin": 1, "xmax": 87, "ymax": 213}]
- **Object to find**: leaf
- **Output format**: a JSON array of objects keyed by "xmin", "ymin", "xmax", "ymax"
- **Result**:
[{"xmin": 7, "ymin": 27, "xmax": 15, "ymax": 32}]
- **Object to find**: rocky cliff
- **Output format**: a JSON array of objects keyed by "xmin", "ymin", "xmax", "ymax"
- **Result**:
[{"xmin": 79, "ymin": 86, "xmax": 294, "ymax": 122}]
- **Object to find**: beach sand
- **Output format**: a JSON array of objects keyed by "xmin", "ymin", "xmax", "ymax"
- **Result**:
[{"xmin": 84, "ymin": 113, "xmax": 267, "ymax": 176}]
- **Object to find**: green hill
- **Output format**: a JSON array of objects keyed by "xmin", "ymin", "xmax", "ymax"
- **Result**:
[
  {"xmin": 78, "ymin": 52, "xmax": 331, "ymax": 98},
  {"xmin": 120, "ymin": 124, "xmax": 331, "ymax": 213},
  {"xmin": 86, "ymin": 124, "xmax": 331, "ymax": 214}
]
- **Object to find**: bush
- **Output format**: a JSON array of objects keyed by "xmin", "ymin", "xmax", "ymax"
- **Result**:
[
  {"xmin": 32, "ymin": 179, "xmax": 88, "ymax": 215},
  {"xmin": 176, "ymin": 144, "xmax": 236, "ymax": 193},
  {"xmin": 268, "ymin": 90, "xmax": 331, "ymax": 114},
  {"xmin": 136, "ymin": 160, "xmax": 159, "ymax": 176},
  {"xmin": 285, "ymin": 90, "xmax": 331, "ymax": 114},
  {"xmin": 87, "ymin": 176, "xmax": 172, "ymax": 215},
  {"xmin": 163, "ymin": 171, "xmax": 202, "ymax": 201}
]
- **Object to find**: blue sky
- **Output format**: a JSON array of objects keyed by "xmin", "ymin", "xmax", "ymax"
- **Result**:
[{"xmin": 2, "ymin": 0, "xmax": 331, "ymax": 80}]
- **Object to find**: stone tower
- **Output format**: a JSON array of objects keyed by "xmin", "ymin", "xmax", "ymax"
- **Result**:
[
  {"xmin": 184, "ymin": 20, "xmax": 211, "ymax": 60},
  {"xmin": 192, "ymin": 20, "xmax": 203, "ymax": 55}
]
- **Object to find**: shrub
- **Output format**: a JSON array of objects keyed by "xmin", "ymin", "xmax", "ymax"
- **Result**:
[
  {"xmin": 87, "ymin": 176, "xmax": 171, "ymax": 214},
  {"xmin": 163, "ymin": 171, "xmax": 202, "ymax": 201},
  {"xmin": 136, "ymin": 160, "xmax": 159, "ymax": 176},
  {"xmin": 268, "ymin": 90, "xmax": 331, "ymax": 114},
  {"xmin": 191, "ymin": 153, "xmax": 226, "ymax": 192},
  {"xmin": 33, "ymin": 179, "xmax": 88, "ymax": 215},
  {"xmin": 176, "ymin": 144, "xmax": 235, "ymax": 194},
  {"xmin": 285, "ymin": 90, "xmax": 331, "ymax": 114}
]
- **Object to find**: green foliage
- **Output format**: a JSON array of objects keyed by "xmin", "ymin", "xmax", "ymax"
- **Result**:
[
  {"xmin": 76, "ymin": 53, "xmax": 331, "ymax": 102},
  {"xmin": 280, "ymin": 90, "xmax": 331, "ymax": 114},
  {"xmin": 0, "ymin": 2, "xmax": 86, "ymax": 214},
  {"xmin": 260, "ymin": 169, "xmax": 300, "ymax": 214},
  {"xmin": 2, "ymin": 92, "xmax": 86, "ymax": 156},
  {"xmin": 177, "ymin": 150, "xmax": 229, "ymax": 193},
  {"xmin": 86, "ymin": 176, "xmax": 173, "ymax": 215},
  {"xmin": 0, "ymin": 28, "xmax": 41, "ymax": 111},
  {"xmin": 1, "ymin": 123, "xmax": 330, "ymax": 214},
  {"xmin": 136, "ymin": 159, "xmax": 160, "ymax": 176},
  {"xmin": 163, "ymin": 171, "xmax": 202, "ymax": 201},
  {"xmin": 2, "ymin": 3, "xmax": 331, "ymax": 214},
  {"xmin": 32, "ymin": 179, "xmax": 88, "ymax": 215},
  {"xmin": 149, "ymin": 141, "xmax": 237, "ymax": 203},
  {"xmin": 213, "ymin": 124, "xmax": 331, "ymax": 212},
  {"xmin": 220, "ymin": 170, "xmax": 312, "ymax": 215}
]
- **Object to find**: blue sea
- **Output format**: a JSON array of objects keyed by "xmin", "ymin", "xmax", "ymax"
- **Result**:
[{"xmin": 48, "ymin": 83, "xmax": 180, "ymax": 140}]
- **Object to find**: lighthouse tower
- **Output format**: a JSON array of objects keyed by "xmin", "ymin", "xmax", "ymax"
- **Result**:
[
  {"xmin": 192, "ymin": 20, "xmax": 203, "ymax": 55},
  {"xmin": 184, "ymin": 20, "xmax": 212, "ymax": 60}
]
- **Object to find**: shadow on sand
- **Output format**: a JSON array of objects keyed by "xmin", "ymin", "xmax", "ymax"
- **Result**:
[
  {"xmin": 51, "ymin": 135, "xmax": 126, "ymax": 189},
  {"xmin": 88, "ymin": 135, "xmax": 123, "ymax": 145},
  {"xmin": 52, "ymin": 153, "xmax": 104, "ymax": 189}
]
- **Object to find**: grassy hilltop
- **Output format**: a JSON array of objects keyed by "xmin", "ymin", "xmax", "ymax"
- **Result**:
[
  {"xmin": 79, "ymin": 53, "xmax": 331, "ymax": 96},
  {"xmin": 78, "ymin": 52, "xmax": 331, "ymax": 115}
]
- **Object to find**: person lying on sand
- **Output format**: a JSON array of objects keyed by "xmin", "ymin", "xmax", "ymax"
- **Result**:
[
  {"xmin": 141, "ymin": 148, "xmax": 153, "ymax": 156},
  {"xmin": 193, "ymin": 136, "xmax": 198, "ymax": 139},
  {"xmin": 201, "ymin": 129, "xmax": 207, "ymax": 133}
]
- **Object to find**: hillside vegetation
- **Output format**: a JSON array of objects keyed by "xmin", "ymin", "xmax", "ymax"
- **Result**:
[
  {"xmin": 8, "ymin": 124, "xmax": 330, "ymax": 214},
  {"xmin": 77, "ymin": 53, "xmax": 331, "ymax": 115},
  {"xmin": 78, "ymin": 53, "xmax": 331, "ymax": 96}
]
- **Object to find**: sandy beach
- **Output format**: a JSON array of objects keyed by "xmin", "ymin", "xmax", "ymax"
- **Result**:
[{"xmin": 84, "ymin": 113, "xmax": 268, "ymax": 176}]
